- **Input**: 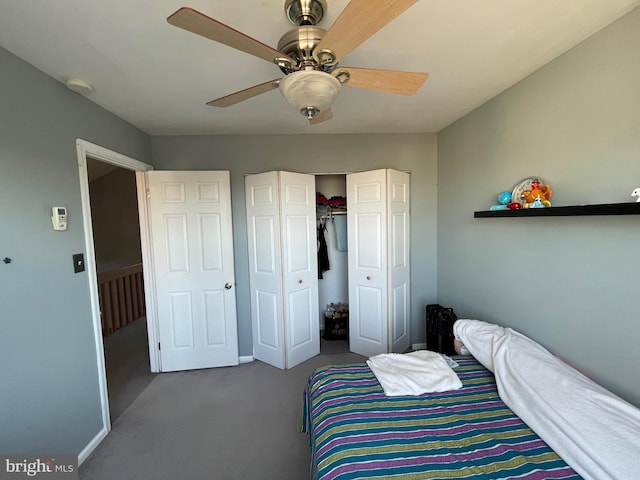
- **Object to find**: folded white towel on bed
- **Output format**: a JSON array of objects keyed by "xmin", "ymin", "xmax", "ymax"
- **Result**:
[
  {"xmin": 367, "ymin": 350, "xmax": 462, "ymax": 396},
  {"xmin": 454, "ymin": 319, "xmax": 640, "ymax": 480}
]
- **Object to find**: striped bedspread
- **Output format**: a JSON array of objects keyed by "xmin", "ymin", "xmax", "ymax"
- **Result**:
[{"xmin": 302, "ymin": 356, "xmax": 582, "ymax": 480}]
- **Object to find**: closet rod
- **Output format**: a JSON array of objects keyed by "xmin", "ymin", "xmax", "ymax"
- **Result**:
[{"xmin": 318, "ymin": 211, "xmax": 347, "ymax": 219}]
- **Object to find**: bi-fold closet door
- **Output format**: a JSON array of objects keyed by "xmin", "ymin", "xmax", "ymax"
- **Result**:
[
  {"xmin": 245, "ymin": 171, "xmax": 320, "ymax": 369},
  {"xmin": 246, "ymin": 169, "xmax": 410, "ymax": 369},
  {"xmin": 347, "ymin": 169, "xmax": 411, "ymax": 357}
]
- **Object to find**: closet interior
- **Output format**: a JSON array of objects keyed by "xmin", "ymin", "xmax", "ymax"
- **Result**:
[{"xmin": 316, "ymin": 174, "xmax": 349, "ymax": 353}]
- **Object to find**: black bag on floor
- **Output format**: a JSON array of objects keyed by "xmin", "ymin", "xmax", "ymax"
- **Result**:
[{"xmin": 425, "ymin": 304, "xmax": 457, "ymax": 355}]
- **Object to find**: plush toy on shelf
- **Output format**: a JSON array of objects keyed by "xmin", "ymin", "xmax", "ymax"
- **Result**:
[
  {"xmin": 631, "ymin": 187, "xmax": 640, "ymax": 202},
  {"xmin": 498, "ymin": 191, "xmax": 512, "ymax": 205},
  {"xmin": 529, "ymin": 196, "xmax": 545, "ymax": 208},
  {"xmin": 488, "ymin": 179, "xmax": 554, "ymax": 210},
  {"xmin": 489, "ymin": 191, "xmax": 512, "ymax": 211},
  {"xmin": 521, "ymin": 182, "xmax": 552, "ymax": 208}
]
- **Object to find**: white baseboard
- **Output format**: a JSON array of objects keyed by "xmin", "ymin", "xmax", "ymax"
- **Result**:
[
  {"xmin": 78, "ymin": 426, "xmax": 109, "ymax": 465},
  {"xmin": 239, "ymin": 355, "xmax": 254, "ymax": 364},
  {"xmin": 412, "ymin": 342, "xmax": 427, "ymax": 351}
]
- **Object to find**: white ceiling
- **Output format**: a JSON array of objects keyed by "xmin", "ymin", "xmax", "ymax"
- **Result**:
[{"xmin": 1, "ymin": 0, "xmax": 638, "ymax": 136}]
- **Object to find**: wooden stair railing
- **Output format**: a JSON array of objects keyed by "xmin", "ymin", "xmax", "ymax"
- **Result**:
[{"xmin": 97, "ymin": 263, "xmax": 145, "ymax": 336}]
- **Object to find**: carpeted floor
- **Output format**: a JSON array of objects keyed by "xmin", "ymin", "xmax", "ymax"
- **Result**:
[
  {"xmin": 103, "ymin": 317, "xmax": 157, "ymax": 421},
  {"xmin": 81, "ymin": 333, "xmax": 363, "ymax": 479}
]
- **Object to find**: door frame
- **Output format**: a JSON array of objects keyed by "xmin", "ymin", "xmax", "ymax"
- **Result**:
[{"xmin": 76, "ymin": 139, "xmax": 153, "ymax": 464}]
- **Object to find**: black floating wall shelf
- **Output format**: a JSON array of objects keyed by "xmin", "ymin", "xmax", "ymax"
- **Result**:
[{"xmin": 474, "ymin": 202, "xmax": 640, "ymax": 218}]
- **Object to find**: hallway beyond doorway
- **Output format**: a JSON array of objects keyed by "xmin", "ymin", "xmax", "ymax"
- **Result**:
[{"xmin": 103, "ymin": 317, "xmax": 156, "ymax": 421}]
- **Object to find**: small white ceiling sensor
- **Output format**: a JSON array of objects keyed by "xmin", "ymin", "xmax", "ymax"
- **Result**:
[{"xmin": 65, "ymin": 78, "xmax": 94, "ymax": 94}]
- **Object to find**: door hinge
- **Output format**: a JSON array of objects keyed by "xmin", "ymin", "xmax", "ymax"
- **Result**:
[
  {"xmin": 147, "ymin": 188, "xmax": 151, "ymax": 198},
  {"xmin": 158, "ymin": 342, "xmax": 161, "ymax": 351}
]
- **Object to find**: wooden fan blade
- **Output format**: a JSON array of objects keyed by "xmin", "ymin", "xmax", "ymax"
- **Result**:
[
  {"xmin": 309, "ymin": 108, "xmax": 333, "ymax": 125},
  {"xmin": 315, "ymin": 0, "xmax": 419, "ymax": 65},
  {"xmin": 207, "ymin": 79, "xmax": 281, "ymax": 107},
  {"xmin": 334, "ymin": 67, "xmax": 428, "ymax": 95},
  {"xmin": 168, "ymin": 7, "xmax": 295, "ymax": 68}
]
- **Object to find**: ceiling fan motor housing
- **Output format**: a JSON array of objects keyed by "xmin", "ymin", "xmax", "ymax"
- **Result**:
[
  {"xmin": 277, "ymin": 26, "xmax": 330, "ymax": 73},
  {"xmin": 284, "ymin": 0, "xmax": 327, "ymax": 26}
]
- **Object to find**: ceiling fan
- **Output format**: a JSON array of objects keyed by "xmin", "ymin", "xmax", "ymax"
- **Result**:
[{"xmin": 167, "ymin": 0, "xmax": 429, "ymax": 124}]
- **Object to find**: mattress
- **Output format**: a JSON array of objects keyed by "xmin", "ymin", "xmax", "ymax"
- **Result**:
[{"xmin": 302, "ymin": 356, "xmax": 581, "ymax": 480}]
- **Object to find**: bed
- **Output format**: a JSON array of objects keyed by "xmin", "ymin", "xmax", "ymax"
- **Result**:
[
  {"xmin": 302, "ymin": 355, "xmax": 581, "ymax": 480},
  {"xmin": 302, "ymin": 320, "xmax": 640, "ymax": 480}
]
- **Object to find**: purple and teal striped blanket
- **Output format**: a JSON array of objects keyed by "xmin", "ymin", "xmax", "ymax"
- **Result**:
[{"xmin": 302, "ymin": 356, "xmax": 582, "ymax": 480}]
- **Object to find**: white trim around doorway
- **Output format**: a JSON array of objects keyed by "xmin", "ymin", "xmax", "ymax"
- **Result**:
[{"xmin": 75, "ymin": 139, "xmax": 153, "ymax": 464}]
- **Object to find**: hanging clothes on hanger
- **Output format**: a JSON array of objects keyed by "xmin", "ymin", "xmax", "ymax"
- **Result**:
[{"xmin": 317, "ymin": 222, "xmax": 330, "ymax": 279}]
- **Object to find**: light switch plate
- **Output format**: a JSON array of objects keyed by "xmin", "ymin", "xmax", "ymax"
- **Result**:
[{"xmin": 73, "ymin": 253, "xmax": 85, "ymax": 273}]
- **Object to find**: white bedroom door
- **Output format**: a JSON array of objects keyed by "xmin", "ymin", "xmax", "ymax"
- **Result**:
[
  {"xmin": 347, "ymin": 169, "xmax": 410, "ymax": 357},
  {"xmin": 245, "ymin": 171, "xmax": 319, "ymax": 369},
  {"xmin": 146, "ymin": 171, "xmax": 239, "ymax": 372}
]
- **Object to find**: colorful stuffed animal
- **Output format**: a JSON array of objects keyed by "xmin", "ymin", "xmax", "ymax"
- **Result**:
[
  {"xmin": 521, "ymin": 184, "xmax": 552, "ymax": 206},
  {"xmin": 530, "ymin": 196, "xmax": 545, "ymax": 208}
]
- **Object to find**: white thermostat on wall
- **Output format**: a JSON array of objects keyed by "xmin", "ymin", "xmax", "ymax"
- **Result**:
[{"xmin": 51, "ymin": 206, "xmax": 68, "ymax": 231}]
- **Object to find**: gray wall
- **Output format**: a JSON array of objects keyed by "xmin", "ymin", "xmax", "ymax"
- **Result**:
[
  {"xmin": 437, "ymin": 7, "xmax": 640, "ymax": 405},
  {"xmin": 150, "ymin": 134, "xmax": 439, "ymax": 356},
  {"xmin": 90, "ymin": 168, "xmax": 142, "ymax": 272},
  {"xmin": 0, "ymin": 47, "xmax": 151, "ymax": 453}
]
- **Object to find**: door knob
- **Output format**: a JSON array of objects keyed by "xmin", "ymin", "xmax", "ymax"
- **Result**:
[
  {"xmin": 366, "ymin": 276, "xmax": 371, "ymax": 280},
  {"xmin": 298, "ymin": 279, "xmax": 303, "ymax": 284},
  {"xmin": 225, "ymin": 282, "xmax": 233, "ymax": 290}
]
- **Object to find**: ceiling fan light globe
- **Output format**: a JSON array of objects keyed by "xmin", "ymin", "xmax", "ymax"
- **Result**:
[{"xmin": 279, "ymin": 70, "xmax": 341, "ymax": 117}]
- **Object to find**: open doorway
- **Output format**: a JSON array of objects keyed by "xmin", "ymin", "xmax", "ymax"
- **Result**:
[
  {"xmin": 316, "ymin": 174, "xmax": 349, "ymax": 355},
  {"xmin": 86, "ymin": 159, "xmax": 156, "ymax": 420},
  {"xmin": 76, "ymin": 140, "xmax": 154, "ymax": 462}
]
